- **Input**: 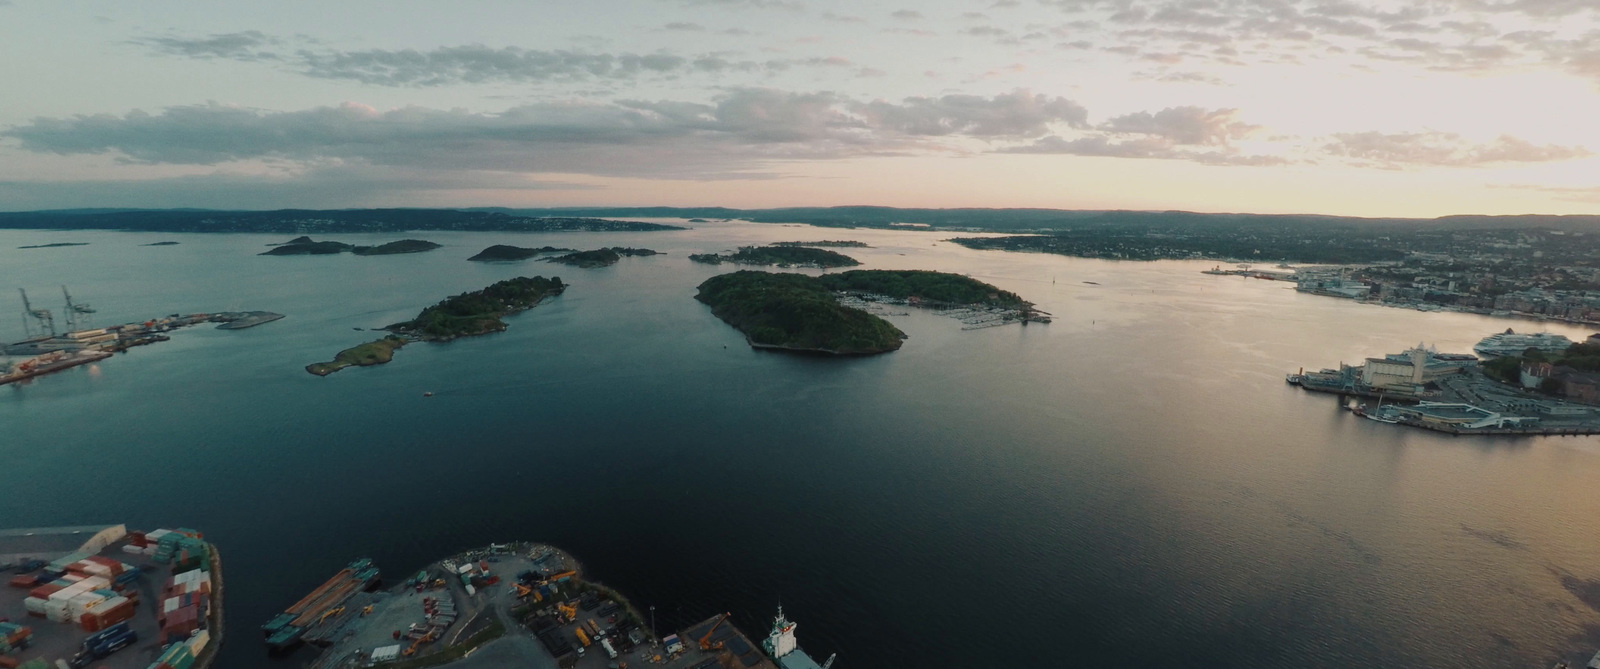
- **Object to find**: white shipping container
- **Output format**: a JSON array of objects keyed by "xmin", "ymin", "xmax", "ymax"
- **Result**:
[
  {"xmin": 146, "ymin": 529, "xmax": 172, "ymax": 541},
  {"xmin": 85, "ymin": 596, "xmax": 128, "ymax": 616},
  {"xmin": 24, "ymin": 597, "xmax": 48, "ymax": 615},
  {"xmin": 188, "ymin": 629, "xmax": 211, "ymax": 653},
  {"xmin": 69, "ymin": 593, "xmax": 107, "ymax": 616},
  {"xmin": 44, "ymin": 598, "xmax": 71, "ymax": 622},
  {"xmin": 121, "ymin": 545, "xmax": 145, "ymax": 555}
]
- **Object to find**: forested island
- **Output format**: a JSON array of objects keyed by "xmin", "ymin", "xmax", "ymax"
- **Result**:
[
  {"xmin": 386, "ymin": 276, "xmax": 566, "ymax": 341},
  {"xmin": 546, "ymin": 247, "xmax": 660, "ymax": 268},
  {"xmin": 817, "ymin": 270, "xmax": 1029, "ymax": 308},
  {"xmin": 307, "ymin": 276, "xmax": 566, "ymax": 375},
  {"xmin": 261, "ymin": 237, "xmax": 441, "ymax": 256},
  {"xmin": 689, "ymin": 245, "xmax": 860, "ymax": 268},
  {"xmin": 773, "ymin": 240, "xmax": 870, "ymax": 248},
  {"xmin": 143, "ymin": 241, "xmax": 180, "ymax": 246},
  {"xmin": 18, "ymin": 242, "xmax": 88, "ymax": 249},
  {"xmin": 695, "ymin": 271, "xmax": 906, "ymax": 355},
  {"xmin": 306, "ymin": 337, "xmax": 407, "ymax": 376},
  {"xmin": 468, "ymin": 245, "xmax": 574, "ymax": 261},
  {"xmin": 0, "ymin": 209, "xmax": 686, "ymax": 233}
]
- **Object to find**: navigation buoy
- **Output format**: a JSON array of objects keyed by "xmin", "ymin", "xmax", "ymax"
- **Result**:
[{"xmin": 423, "ymin": 391, "xmax": 434, "ymax": 397}]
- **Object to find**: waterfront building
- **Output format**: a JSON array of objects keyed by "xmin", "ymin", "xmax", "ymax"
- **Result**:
[{"xmin": 1360, "ymin": 346, "xmax": 1476, "ymax": 392}]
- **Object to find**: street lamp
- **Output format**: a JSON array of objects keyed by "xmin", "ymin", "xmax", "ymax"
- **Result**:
[{"xmin": 650, "ymin": 605, "xmax": 657, "ymax": 644}]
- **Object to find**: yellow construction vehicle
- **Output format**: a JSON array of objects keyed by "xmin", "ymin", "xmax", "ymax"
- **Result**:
[
  {"xmin": 557, "ymin": 601, "xmax": 578, "ymax": 622},
  {"xmin": 698, "ymin": 613, "xmax": 731, "ymax": 651},
  {"xmin": 361, "ymin": 605, "xmax": 374, "ymax": 616},
  {"xmin": 514, "ymin": 583, "xmax": 533, "ymax": 598},
  {"xmin": 575, "ymin": 627, "xmax": 591, "ymax": 647},
  {"xmin": 401, "ymin": 630, "xmax": 438, "ymax": 657},
  {"xmin": 318, "ymin": 606, "xmax": 345, "ymax": 625}
]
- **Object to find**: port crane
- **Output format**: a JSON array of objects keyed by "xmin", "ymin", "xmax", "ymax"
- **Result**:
[
  {"xmin": 62, "ymin": 286, "xmax": 94, "ymax": 330},
  {"xmin": 19, "ymin": 288, "xmax": 55, "ymax": 337},
  {"xmin": 698, "ymin": 613, "xmax": 731, "ymax": 651}
]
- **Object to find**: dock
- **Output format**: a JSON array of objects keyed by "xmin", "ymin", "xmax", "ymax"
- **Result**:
[{"xmin": 261, "ymin": 558, "xmax": 380, "ymax": 651}]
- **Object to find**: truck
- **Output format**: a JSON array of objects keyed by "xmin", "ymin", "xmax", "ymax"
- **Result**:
[
  {"xmin": 600, "ymin": 638, "xmax": 618, "ymax": 659},
  {"xmin": 70, "ymin": 622, "xmax": 137, "ymax": 667}
]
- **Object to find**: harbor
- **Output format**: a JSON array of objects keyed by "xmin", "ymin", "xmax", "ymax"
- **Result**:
[
  {"xmin": 270, "ymin": 542, "xmax": 835, "ymax": 669},
  {"xmin": 0, "ymin": 524, "xmax": 222, "ymax": 669},
  {"xmin": 1288, "ymin": 334, "xmax": 1600, "ymax": 436},
  {"xmin": 2, "ymin": 287, "xmax": 281, "ymax": 387}
]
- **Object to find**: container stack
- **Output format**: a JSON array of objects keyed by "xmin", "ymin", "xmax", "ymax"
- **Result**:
[
  {"xmin": 0, "ymin": 621, "xmax": 33, "ymax": 655},
  {"xmin": 144, "ymin": 639, "xmax": 195, "ymax": 669}
]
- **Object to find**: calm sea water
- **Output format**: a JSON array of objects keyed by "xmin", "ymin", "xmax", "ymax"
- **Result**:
[{"xmin": 5, "ymin": 221, "xmax": 1600, "ymax": 668}]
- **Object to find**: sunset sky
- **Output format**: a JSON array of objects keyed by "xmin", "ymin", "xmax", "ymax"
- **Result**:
[{"xmin": 2, "ymin": 0, "xmax": 1598, "ymax": 216}]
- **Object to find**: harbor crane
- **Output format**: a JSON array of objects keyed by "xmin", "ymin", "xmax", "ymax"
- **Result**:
[
  {"xmin": 62, "ymin": 286, "xmax": 94, "ymax": 330},
  {"xmin": 698, "ymin": 613, "xmax": 731, "ymax": 651},
  {"xmin": 19, "ymin": 288, "xmax": 55, "ymax": 337}
]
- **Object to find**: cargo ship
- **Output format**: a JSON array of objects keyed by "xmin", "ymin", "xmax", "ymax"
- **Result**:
[
  {"xmin": 261, "ymin": 558, "xmax": 380, "ymax": 651},
  {"xmin": 0, "ymin": 349, "xmax": 112, "ymax": 386},
  {"xmin": 763, "ymin": 607, "xmax": 836, "ymax": 669}
]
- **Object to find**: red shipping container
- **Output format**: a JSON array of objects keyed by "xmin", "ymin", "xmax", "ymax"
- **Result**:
[
  {"xmin": 28, "ymin": 584, "xmax": 63, "ymax": 600},
  {"xmin": 80, "ymin": 599, "xmax": 135, "ymax": 632},
  {"xmin": 0, "ymin": 655, "xmax": 19, "ymax": 669},
  {"xmin": 7, "ymin": 575, "xmax": 36, "ymax": 589},
  {"xmin": 129, "ymin": 531, "xmax": 148, "ymax": 547}
]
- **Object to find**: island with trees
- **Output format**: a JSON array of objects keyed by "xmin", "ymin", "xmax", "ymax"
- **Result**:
[
  {"xmin": 695, "ymin": 271, "xmax": 906, "ymax": 355},
  {"xmin": 262, "ymin": 237, "xmax": 441, "ymax": 256},
  {"xmin": 468, "ymin": 244, "xmax": 574, "ymax": 261},
  {"xmin": 818, "ymin": 269, "xmax": 1049, "ymax": 327},
  {"xmin": 546, "ymin": 247, "xmax": 660, "ymax": 268},
  {"xmin": 307, "ymin": 276, "xmax": 566, "ymax": 375},
  {"xmin": 689, "ymin": 245, "xmax": 860, "ymax": 268},
  {"xmin": 772, "ymin": 240, "xmax": 871, "ymax": 248},
  {"xmin": 306, "ymin": 336, "xmax": 408, "ymax": 376}
]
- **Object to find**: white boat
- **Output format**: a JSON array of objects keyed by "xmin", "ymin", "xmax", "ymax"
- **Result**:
[{"xmin": 1473, "ymin": 329, "xmax": 1572, "ymax": 359}]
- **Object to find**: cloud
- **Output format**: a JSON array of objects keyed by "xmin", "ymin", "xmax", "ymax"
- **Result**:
[
  {"xmin": 859, "ymin": 90, "xmax": 1089, "ymax": 136},
  {"xmin": 0, "ymin": 90, "xmax": 1093, "ymax": 181},
  {"xmin": 890, "ymin": 9, "xmax": 923, "ymax": 20},
  {"xmin": 137, "ymin": 31, "xmax": 281, "ymax": 61},
  {"xmin": 1323, "ymin": 131, "xmax": 1591, "ymax": 167},
  {"xmin": 1000, "ymin": 135, "xmax": 1288, "ymax": 166},
  {"xmin": 662, "ymin": 22, "xmax": 706, "ymax": 31},
  {"xmin": 1100, "ymin": 107, "xmax": 1256, "ymax": 145},
  {"xmin": 1033, "ymin": 0, "xmax": 1600, "ymax": 84},
  {"xmin": 672, "ymin": 0, "xmax": 805, "ymax": 11}
]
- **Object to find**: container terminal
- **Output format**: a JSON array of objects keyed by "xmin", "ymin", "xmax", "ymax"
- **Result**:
[
  {"xmin": 275, "ymin": 541, "xmax": 835, "ymax": 669},
  {"xmin": 1288, "ymin": 339, "xmax": 1600, "ymax": 436},
  {"xmin": 0, "ymin": 524, "xmax": 223, "ymax": 669},
  {"xmin": 2, "ymin": 287, "xmax": 281, "ymax": 387}
]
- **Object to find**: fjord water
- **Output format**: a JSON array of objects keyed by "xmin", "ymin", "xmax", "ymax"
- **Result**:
[{"xmin": 6, "ymin": 221, "xmax": 1600, "ymax": 668}]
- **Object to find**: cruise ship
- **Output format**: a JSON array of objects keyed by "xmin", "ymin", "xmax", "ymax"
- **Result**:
[
  {"xmin": 763, "ymin": 607, "xmax": 835, "ymax": 669},
  {"xmin": 1473, "ymin": 329, "xmax": 1573, "ymax": 359}
]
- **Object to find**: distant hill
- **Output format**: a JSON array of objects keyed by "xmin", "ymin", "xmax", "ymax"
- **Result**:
[
  {"xmin": 2, "ymin": 206, "xmax": 1598, "ymax": 234},
  {"xmin": 0, "ymin": 209, "xmax": 684, "ymax": 233},
  {"xmin": 477, "ymin": 207, "xmax": 1600, "ymax": 233}
]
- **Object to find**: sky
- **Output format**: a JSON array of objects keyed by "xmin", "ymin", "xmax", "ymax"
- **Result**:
[{"xmin": 1, "ymin": 0, "xmax": 1599, "ymax": 216}]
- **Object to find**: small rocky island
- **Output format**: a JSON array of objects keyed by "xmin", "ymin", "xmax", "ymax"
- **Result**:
[
  {"xmin": 546, "ymin": 247, "xmax": 660, "ymax": 268},
  {"xmin": 143, "ymin": 241, "xmax": 181, "ymax": 246},
  {"xmin": 689, "ymin": 244, "xmax": 860, "ymax": 268},
  {"xmin": 307, "ymin": 276, "xmax": 566, "ymax": 375},
  {"xmin": 467, "ymin": 244, "xmax": 574, "ymax": 261},
  {"xmin": 695, "ymin": 271, "xmax": 907, "ymax": 355},
  {"xmin": 262, "ymin": 236, "xmax": 441, "ymax": 256},
  {"xmin": 306, "ymin": 336, "xmax": 407, "ymax": 376},
  {"xmin": 18, "ymin": 242, "xmax": 89, "ymax": 249}
]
